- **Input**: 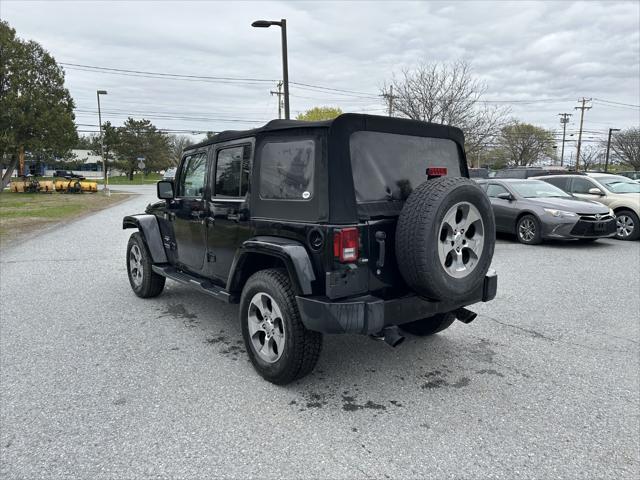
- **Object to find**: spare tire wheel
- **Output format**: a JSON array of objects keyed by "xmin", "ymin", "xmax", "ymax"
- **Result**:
[{"xmin": 395, "ymin": 176, "xmax": 495, "ymax": 300}]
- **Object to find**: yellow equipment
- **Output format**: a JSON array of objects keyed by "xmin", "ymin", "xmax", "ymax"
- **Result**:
[
  {"xmin": 53, "ymin": 178, "xmax": 98, "ymax": 193},
  {"xmin": 9, "ymin": 176, "xmax": 53, "ymax": 193}
]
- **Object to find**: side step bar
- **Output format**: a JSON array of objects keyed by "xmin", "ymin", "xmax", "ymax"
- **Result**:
[{"xmin": 152, "ymin": 265, "xmax": 235, "ymax": 303}]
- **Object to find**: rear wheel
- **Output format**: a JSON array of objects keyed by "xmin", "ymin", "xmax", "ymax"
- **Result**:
[
  {"xmin": 516, "ymin": 214, "xmax": 542, "ymax": 245},
  {"xmin": 126, "ymin": 232, "xmax": 165, "ymax": 298},
  {"xmin": 615, "ymin": 210, "xmax": 639, "ymax": 240},
  {"xmin": 240, "ymin": 269, "xmax": 322, "ymax": 385},
  {"xmin": 400, "ymin": 313, "xmax": 456, "ymax": 336}
]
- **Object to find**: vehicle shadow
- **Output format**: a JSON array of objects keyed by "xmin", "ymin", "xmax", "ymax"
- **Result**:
[
  {"xmin": 496, "ymin": 232, "xmax": 616, "ymax": 249},
  {"xmin": 157, "ymin": 284, "xmax": 515, "ymax": 410}
]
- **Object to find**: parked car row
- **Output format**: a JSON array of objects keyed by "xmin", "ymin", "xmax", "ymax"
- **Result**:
[{"xmin": 477, "ymin": 173, "xmax": 640, "ymax": 244}]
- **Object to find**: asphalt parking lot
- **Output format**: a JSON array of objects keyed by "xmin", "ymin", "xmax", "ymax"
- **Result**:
[{"xmin": 1, "ymin": 189, "xmax": 638, "ymax": 479}]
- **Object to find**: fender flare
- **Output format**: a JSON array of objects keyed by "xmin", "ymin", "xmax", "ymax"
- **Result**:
[
  {"xmin": 123, "ymin": 214, "xmax": 168, "ymax": 263},
  {"xmin": 227, "ymin": 236, "xmax": 316, "ymax": 296}
]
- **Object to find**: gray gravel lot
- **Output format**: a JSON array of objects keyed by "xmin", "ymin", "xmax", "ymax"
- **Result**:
[{"xmin": 1, "ymin": 188, "xmax": 639, "ymax": 479}]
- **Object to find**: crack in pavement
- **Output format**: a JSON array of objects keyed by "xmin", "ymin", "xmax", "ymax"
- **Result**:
[{"xmin": 481, "ymin": 314, "xmax": 635, "ymax": 353}]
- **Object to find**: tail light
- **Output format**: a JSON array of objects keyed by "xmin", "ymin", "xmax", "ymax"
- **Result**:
[
  {"xmin": 427, "ymin": 167, "xmax": 447, "ymax": 178},
  {"xmin": 333, "ymin": 227, "xmax": 359, "ymax": 263}
]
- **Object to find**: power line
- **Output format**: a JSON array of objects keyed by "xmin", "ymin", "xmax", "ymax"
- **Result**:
[{"xmin": 593, "ymin": 98, "xmax": 640, "ymax": 108}]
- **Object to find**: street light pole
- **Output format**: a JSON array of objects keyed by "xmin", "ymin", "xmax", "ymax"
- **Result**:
[
  {"xmin": 604, "ymin": 128, "xmax": 620, "ymax": 173},
  {"xmin": 252, "ymin": 19, "xmax": 290, "ymax": 119},
  {"xmin": 97, "ymin": 90, "xmax": 108, "ymax": 194}
]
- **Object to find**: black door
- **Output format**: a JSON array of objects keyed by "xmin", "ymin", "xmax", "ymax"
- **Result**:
[
  {"xmin": 207, "ymin": 141, "xmax": 253, "ymax": 282},
  {"xmin": 172, "ymin": 151, "xmax": 209, "ymax": 274}
]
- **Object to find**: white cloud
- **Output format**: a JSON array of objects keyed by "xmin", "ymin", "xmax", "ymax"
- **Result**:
[{"xmin": 2, "ymin": 0, "xmax": 638, "ymax": 146}]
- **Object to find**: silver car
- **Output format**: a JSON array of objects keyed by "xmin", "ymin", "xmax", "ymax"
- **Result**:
[{"xmin": 477, "ymin": 179, "xmax": 615, "ymax": 244}]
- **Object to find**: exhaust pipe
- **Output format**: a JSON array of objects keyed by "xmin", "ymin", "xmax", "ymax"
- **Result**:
[
  {"xmin": 453, "ymin": 307, "xmax": 477, "ymax": 324},
  {"xmin": 374, "ymin": 326, "xmax": 405, "ymax": 347}
]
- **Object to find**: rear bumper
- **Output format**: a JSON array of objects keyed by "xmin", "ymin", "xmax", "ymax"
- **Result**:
[{"xmin": 296, "ymin": 270, "xmax": 497, "ymax": 334}]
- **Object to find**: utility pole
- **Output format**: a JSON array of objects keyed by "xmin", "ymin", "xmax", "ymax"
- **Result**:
[
  {"xmin": 558, "ymin": 113, "xmax": 572, "ymax": 166},
  {"xmin": 97, "ymin": 90, "xmax": 108, "ymax": 194},
  {"xmin": 604, "ymin": 128, "xmax": 621, "ymax": 173},
  {"xmin": 270, "ymin": 81, "xmax": 284, "ymax": 119},
  {"xmin": 574, "ymin": 97, "xmax": 592, "ymax": 171},
  {"xmin": 382, "ymin": 85, "xmax": 396, "ymax": 117}
]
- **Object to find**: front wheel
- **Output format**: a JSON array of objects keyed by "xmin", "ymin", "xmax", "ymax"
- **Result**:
[
  {"xmin": 240, "ymin": 269, "xmax": 322, "ymax": 385},
  {"xmin": 615, "ymin": 210, "xmax": 640, "ymax": 240},
  {"xmin": 400, "ymin": 312, "xmax": 456, "ymax": 336},
  {"xmin": 126, "ymin": 232, "xmax": 166, "ymax": 298},
  {"xmin": 516, "ymin": 214, "xmax": 542, "ymax": 245}
]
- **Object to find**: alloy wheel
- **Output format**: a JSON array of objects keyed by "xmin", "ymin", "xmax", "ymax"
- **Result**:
[
  {"xmin": 247, "ymin": 292, "xmax": 286, "ymax": 363},
  {"xmin": 438, "ymin": 201, "xmax": 485, "ymax": 279},
  {"xmin": 616, "ymin": 215, "xmax": 634, "ymax": 238},
  {"xmin": 519, "ymin": 218, "xmax": 536, "ymax": 243},
  {"xmin": 129, "ymin": 244, "xmax": 144, "ymax": 287}
]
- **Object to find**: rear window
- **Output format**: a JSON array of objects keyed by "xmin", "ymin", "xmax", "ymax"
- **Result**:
[
  {"xmin": 349, "ymin": 132, "xmax": 462, "ymax": 202},
  {"xmin": 495, "ymin": 169, "xmax": 527, "ymax": 178},
  {"xmin": 259, "ymin": 139, "xmax": 315, "ymax": 200}
]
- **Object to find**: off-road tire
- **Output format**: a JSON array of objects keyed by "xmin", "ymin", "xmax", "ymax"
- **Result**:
[
  {"xmin": 516, "ymin": 214, "xmax": 542, "ymax": 245},
  {"xmin": 240, "ymin": 269, "xmax": 322, "ymax": 385},
  {"xmin": 615, "ymin": 209, "xmax": 640, "ymax": 241},
  {"xmin": 400, "ymin": 312, "xmax": 456, "ymax": 336},
  {"xmin": 126, "ymin": 232, "xmax": 166, "ymax": 298},
  {"xmin": 395, "ymin": 176, "xmax": 495, "ymax": 300}
]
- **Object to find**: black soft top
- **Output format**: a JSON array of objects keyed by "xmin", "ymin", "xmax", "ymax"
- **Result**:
[
  {"xmin": 187, "ymin": 114, "xmax": 467, "ymax": 223},
  {"xmin": 186, "ymin": 113, "xmax": 465, "ymax": 151}
]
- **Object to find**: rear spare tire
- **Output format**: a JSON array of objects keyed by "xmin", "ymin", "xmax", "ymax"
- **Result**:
[{"xmin": 395, "ymin": 176, "xmax": 495, "ymax": 300}]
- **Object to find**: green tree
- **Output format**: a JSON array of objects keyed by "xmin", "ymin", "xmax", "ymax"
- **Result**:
[
  {"xmin": 495, "ymin": 121, "xmax": 556, "ymax": 167},
  {"xmin": 296, "ymin": 106, "xmax": 343, "ymax": 121},
  {"xmin": 90, "ymin": 121, "xmax": 119, "ymax": 175},
  {"xmin": 0, "ymin": 21, "xmax": 77, "ymax": 190},
  {"xmin": 114, "ymin": 118, "xmax": 170, "ymax": 180}
]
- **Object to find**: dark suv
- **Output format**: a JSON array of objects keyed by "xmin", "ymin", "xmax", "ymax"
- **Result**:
[{"xmin": 123, "ymin": 114, "xmax": 497, "ymax": 384}]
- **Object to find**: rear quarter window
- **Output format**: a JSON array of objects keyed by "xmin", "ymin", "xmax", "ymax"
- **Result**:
[{"xmin": 259, "ymin": 139, "xmax": 315, "ymax": 200}]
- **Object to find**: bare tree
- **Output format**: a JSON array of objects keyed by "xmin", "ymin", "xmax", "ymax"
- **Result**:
[
  {"xmin": 382, "ymin": 60, "xmax": 509, "ymax": 158},
  {"xmin": 609, "ymin": 127, "xmax": 640, "ymax": 171},
  {"xmin": 168, "ymin": 135, "xmax": 193, "ymax": 167},
  {"xmin": 579, "ymin": 145, "xmax": 601, "ymax": 171},
  {"xmin": 495, "ymin": 121, "xmax": 556, "ymax": 166}
]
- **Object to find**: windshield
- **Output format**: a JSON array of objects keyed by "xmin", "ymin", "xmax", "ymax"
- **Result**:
[
  {"xmin": 510, "ymin": 181, "xmax": 571, "ymax": 198},
  {"xmin": 349, "ymin": 131, "xmax": 462, "ymax": 202},
  {"xmin": 596, "ymin": 176, "xmax": 640, "ymax": 193}
]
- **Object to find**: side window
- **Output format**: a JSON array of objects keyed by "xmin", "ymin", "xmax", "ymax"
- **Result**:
[
  {"xmin": 260, "ymin": 139, "xmax": 315, "ymax": 200},
  {"xmin": 178, "ymin": 152, "xmax": 207, "ymax": 197},
  {"xmin": 544, "ymin": 176, "xmax": 570, "ymax": 191},
  {"xmin": 571, "ymin": 177, "xmax": 595, "ymax": 194},
  {"xmin": 214, "ymin": 145, "xmax": 252, "ymax": 197},
  {"xmin": 486, "ymin": 184, "xmax": 509, "ymax": 198}
]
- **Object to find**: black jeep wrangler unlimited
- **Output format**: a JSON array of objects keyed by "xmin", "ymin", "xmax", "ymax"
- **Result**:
[{"xmin": 123, "ymin": 114, "xmax": 497, "ymax": 384}]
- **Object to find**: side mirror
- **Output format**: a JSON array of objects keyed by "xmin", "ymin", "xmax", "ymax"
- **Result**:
[
  {"xmin": 588, "ymin": 187, "xmax": 604, "ymax": 196},
  {"xmin": 157, "ymin": 180, "xmax": 174, "ymax": 200},
  {"xmin": 496, "ymin": 192, "xmax": 513, "ymax": 201}
]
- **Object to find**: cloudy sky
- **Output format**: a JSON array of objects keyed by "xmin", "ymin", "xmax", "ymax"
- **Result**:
[{"xmin": 2, "ymin": 0, "xmax": 639, "ymax": 157}]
